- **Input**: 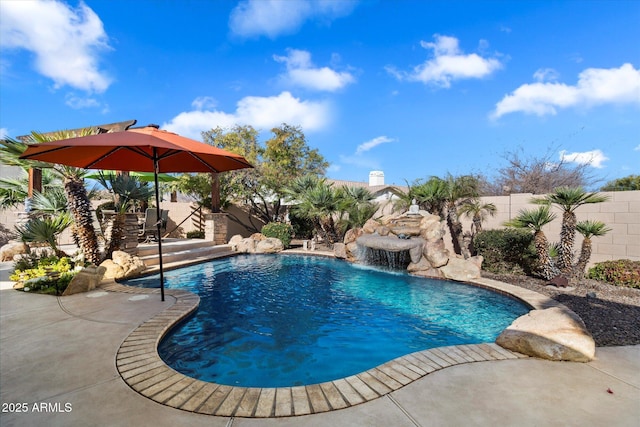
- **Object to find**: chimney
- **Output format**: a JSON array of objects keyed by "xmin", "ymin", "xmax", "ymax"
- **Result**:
[{"xmin": 369, "ymin": 170, "xmax": 384, "ymax": 186}]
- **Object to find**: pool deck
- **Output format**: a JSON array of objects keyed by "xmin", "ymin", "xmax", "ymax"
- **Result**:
[{"xmin": 1, "ymin": 258, "xmax": 639, "ymax": 426}]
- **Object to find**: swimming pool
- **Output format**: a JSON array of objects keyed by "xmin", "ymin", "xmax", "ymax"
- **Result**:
[{"xmin": 124, "ymin": 254, "xmax": 529, "ymax": 388}]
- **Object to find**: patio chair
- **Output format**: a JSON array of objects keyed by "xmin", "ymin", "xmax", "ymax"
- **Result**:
[{"xmin": 138, "ymin": 208, "xmax": 167, "ymax": 242}]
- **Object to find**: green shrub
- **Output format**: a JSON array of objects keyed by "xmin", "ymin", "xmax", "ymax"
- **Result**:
[
  {"xmin": 473, "ymin": 228, "xmax": 537, "ymax": 275},
  {"xmin": 186, "ymin": 230, "xmax": 205, "ymax": 239},
  {"xmin": 587, "ymin": 260, "xmax": 640, "ymax": 288},
  {"xmin": 289, "ymin": 212, "xmax": 314, "ymax": 239},
  {"xmin": 261, "ymin": 222, "xmax": 293, "ymax": 248},
  {"xmin": 10, "ymin": 256, "xmax": 79, "ymax": 295}
]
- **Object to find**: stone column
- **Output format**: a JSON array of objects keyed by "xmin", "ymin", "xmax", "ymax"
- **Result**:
[{"xmin": 205, "ymin": 212, "xmax": 229, "ymax": 245}]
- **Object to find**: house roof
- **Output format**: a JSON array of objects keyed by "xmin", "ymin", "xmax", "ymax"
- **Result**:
[{"xmin": 326, "ymin": 178, "xmax": 408, "ymax": 196}]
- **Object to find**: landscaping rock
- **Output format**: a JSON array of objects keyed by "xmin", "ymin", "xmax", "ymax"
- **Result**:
[
  {"xmin": 255, "ymin": 237, "xmax": 284, "ymax": 253},
  {"xmin": 440, "ymin": 255, "xmax": 482, "ymax": 281},
  {"xmin": 63, "ymin": 266, "xmax": 107, "ymax": 296},
  {"xmin": 0, "ymin": 241, "xmax": 29, "ymax": 262},
  {"xmin": 100, "ymin": 251, "xmax": 145, "ymax": 279},
  {"xmin": 496, "ymin": 307, "xmax": 596, "ymax": 362},
  {"xmin": 333, "ymin": 243, "xmax": 347, "ymax": 259}
]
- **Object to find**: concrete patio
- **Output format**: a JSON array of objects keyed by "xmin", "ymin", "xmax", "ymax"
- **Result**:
[{"xmin": 1, "ymin": 271, "xmax": 639, "ymax": 426}]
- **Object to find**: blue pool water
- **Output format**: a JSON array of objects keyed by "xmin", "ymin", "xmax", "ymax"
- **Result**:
[{"xmin": 124, "ymin": 254, "xmax": 529, "ymax": 387}]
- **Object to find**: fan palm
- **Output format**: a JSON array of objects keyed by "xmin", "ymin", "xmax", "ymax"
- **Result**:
[
  {"xmin": 336, "ymin": 185, "xmax": 377, "ymax": 232},
  {"xmin": 459, "ymin": 199, "xmax": 497, "ymax": 235},
  {"xmin": 574, "ymin": 220, "xmax": 611, "ymax": 280},
  {"xmin": 16, "ymin": 213, "xmax": 72, "ymax": 258},
  {"xmin": 505, "ymin": 205, "xmax": 558, "ymax": 280},
  {"xmin": 534, "ymin": 187, "xmax": 609, "ymax": 277}
]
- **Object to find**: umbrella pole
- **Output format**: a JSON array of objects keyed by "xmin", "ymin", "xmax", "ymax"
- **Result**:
[{"xmin": 153, "ymin": 151, "xmax": 165, "ymax": 301}]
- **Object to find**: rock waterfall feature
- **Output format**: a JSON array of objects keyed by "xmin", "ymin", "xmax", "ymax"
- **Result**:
[{"xmin": 334, "ymin": 210, "xmax": 483, "ymax": 281}]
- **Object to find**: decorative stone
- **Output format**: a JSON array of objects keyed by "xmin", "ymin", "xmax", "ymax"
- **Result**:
[
  {"xmin": 409, "ymin": 244, "xmax": 423, "ymax": 264},
  {"xmin": 228, "ymin": 234, "xmax": 243, "ymax": 250},
  {"xmin": 0, "ymin": 241, "xmax": 29, "ymax": 262},
  {"xmin": 496, "ymin": 307, "xmax": 596, "ymax": 362},
  {"xmin": 100, "ymin": 251, "xmax": 145, "ymax": 279},
  {"xmin": 343, "ymin": 228, "xmax": 363, "ymax": 246},
  {"xmin": 334, "ymin": 243, "xmax": 347, "ymax": 259},
  {"xmin": 362, "ymin": 219, "xmax": 379, "ymax": 234},
  {"xmin": 423, "ymin": 240, "xmax": 449, "ymax": 268},
  {"xmin": 230, "ymin": 233, "xmax": 284, "ymax": 254},
  {"xmin": 255, "ymin": 238, "xmax": 284, "ymax": 253},
  {"xmin": 440, "ymin": 256, "xmax": 482, "ymax": 281},
  {"xmin": 63, "ymin": 266, "xmax": 107, "ymax": 296}
]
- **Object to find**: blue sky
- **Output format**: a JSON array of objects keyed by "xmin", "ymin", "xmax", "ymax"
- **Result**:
[{"xmin": 1, "ymin": 0, "xmax": 639, "ymax": 187}]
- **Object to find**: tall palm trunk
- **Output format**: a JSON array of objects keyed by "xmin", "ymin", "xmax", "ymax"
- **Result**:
[
  {"xmin": 558, "ymin": 210, "xmax": 577, "ymax": 276},
  {"xmin": 573, "ymin": 237, "xmax": 592, "ymax": 281},
  {"xmin": 64, "ymin": 177, "xmax": 100, "ymax": 265},
  {"xmin": 446, "ymin": 205, "xmax": 468, "ymax": 258},
  {"xmin": 104, "ymin": 212, "xmax": 126, "ymax": 260},
  {"xmin": 534, "ymin": 230, "xmax": 555, "ymax": 280}
]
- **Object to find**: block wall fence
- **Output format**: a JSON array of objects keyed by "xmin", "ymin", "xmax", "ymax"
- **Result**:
[{"xmin": 446, "ymin": 190, "xmax": 640, "ymax": 268}]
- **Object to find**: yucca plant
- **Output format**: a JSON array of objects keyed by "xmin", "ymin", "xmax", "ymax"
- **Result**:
[
  {"xmin": 504, "ymin": 205, "xmax": 558, "ymax": 280},
  {"xmin": 574, "ymin": 220, "xmax": 611, "ymax": 280}
]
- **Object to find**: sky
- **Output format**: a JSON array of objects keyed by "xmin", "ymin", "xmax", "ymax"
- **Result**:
[{"xmin": 1, "ymin": 0, "xmax": 639, "ymax": 187}]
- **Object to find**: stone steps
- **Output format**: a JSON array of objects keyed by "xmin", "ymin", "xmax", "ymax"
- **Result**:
[{"xmin": 139, "ymin": 241, "xmax": 233, "ymax": 267}]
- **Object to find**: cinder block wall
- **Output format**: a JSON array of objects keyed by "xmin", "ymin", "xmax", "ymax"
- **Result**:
[{"xmin": 446, "ymin": 190, "xmax": 640, "ymax": 267}]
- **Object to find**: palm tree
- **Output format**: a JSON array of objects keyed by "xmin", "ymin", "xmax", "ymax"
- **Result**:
[
  {"xmin": 16, "ymin": 213, "xmax": 72, "ymax": 258},
  {"xmin": 504, "ymin": 205, "xmax": 558, "ymax": 280},
  {"xmin": 458, "ymin": 199, "xmax": 497, "ymax": 236},
  {"xmin": 96, "ymin": 172, "xmax": 154, "ymax": 258},
  {"xmin": 336, "ymin": 185, "xmax": 377, "ymax": 232},
  {"xmin": 25, "ymin": 130, "xmax": 102, "ymax": 265},
  {"xmin": 285, "ymin": 175, "xmax": 342, "ymax": 245},
  {"xmin": 574, "ymin": 220, "xmax": 611, "ymax": 280},
  {"xmin": 534, "ymin": 187, "xmax": 609, "ymax": 277}
]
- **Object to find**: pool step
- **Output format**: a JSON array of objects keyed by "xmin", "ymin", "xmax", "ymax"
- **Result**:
[{"xmin": 139, "ymin": 242, "xmax": 233, "ymax": 267}]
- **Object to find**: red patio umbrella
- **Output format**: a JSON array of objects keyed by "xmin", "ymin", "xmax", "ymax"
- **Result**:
[{"xmin": 20, "ymin": 125, "xmax": 253, "ymax": 300}]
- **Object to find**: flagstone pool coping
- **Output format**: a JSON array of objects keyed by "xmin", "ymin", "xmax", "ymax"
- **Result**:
[{"xmin": 105, "ymin": 255, "xmax": 569, "ymax": 418}]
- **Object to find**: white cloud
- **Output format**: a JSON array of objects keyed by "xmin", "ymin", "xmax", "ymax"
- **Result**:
[
  {"xmin": 65, "ymin": 93, "xmax": 100, "ymax": 109},
  {"xmin": 191, "ymin": 96, "xmax": 217, "ymax": 110},
  {"xmin": 162, "ymin": 92, "xmax": 331, "ymax": 140},
  {"xmin": 274, "ymin": 49, "xmax": 355, "ymax": 91},
  {"xmin": 356, "ymin": 136, "xmax": 394, "ymax": 154},
  {"xmin": 0, "ymin": 128, "xmax": 8, "ymax": 139},
  {"xmin": 533, "ymin": 68, "xmax": 560, "ymax": 82},
  {"xmin": 0, "ymin": 0, "xmax": 112, "ymax": 93},
  {"xmin": 560, "ymin": 149, "xmax": 609, "ymax": 169},
  {"xmin": 337, "ymin": 135, "xmax": 395, "ymax": 171},
  {"xmin": 634, "ymin": 145, "xmax": 640, "ymax": 151},
  {"xmin": 386, "ymin": 34, "xmax": 502, "ymax": 88},
  {"xmin": 492, "ymin": 63, "xmax": 640, "ymax": 118},
  {"xmin": 229, "ymin": 0, "xmax": 358, "ymax": 39}
]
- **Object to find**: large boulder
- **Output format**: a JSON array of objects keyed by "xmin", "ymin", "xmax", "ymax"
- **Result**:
[
  {"xmin": 100, "ymin": 251, "xmax": 145, "ymax": 279},
  {"xmin": 62, "ymin": 266, "xmax": 107, "ymax": 296},
  {"xmin": 255, "ymin": 237, "xmax": 284, "ymax": 253},
  {"xmin": 423, "ymin": 239, "xmax": 449, "ymax": 268},
  {"xmin": 0, "ymin": 241, "xmax": 29, "ymax": 262},
  {"xmin": 439, "ymin": 256, "xmax": 482, "ymax": 281},
  {"xmin": 496, "ymin": 307, "xmax": 596, "ymax": 362}
]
